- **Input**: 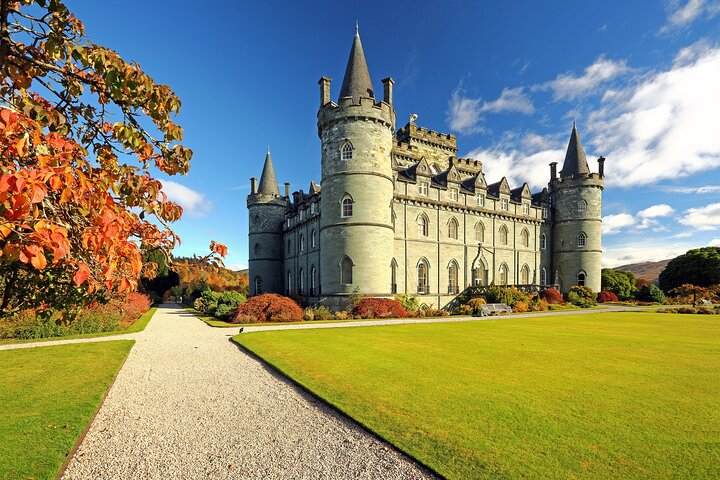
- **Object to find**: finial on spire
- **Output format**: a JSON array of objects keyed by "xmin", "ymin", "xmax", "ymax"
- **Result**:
[
  {"xmin": 572, "ymin": 119, "xmax": 576, "ymax": 128},
  {"xmin": 267, "ymin": 145, "xmax": 270, "ymax": 155},
  {"xmin": 355, "ymin": 20, "xmax": 359, "ymax": 36}
]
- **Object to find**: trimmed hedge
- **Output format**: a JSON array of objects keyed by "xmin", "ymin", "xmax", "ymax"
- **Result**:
[
  {"xmin": 352, "ymin": 298, "xmax": 407, "ymax": 319},
  {"xmin": 231, "ymin": 294, "xmax": 302, "ymax": 323}
]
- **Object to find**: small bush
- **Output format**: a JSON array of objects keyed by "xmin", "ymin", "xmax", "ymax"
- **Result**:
[
  {"xmin": 214, "ymin": 304, "xmax": 235, "ymax": 320},
  {"xmin": 484, "ymin": 286, "xmax": 529, "ymax": 307},
  {"xmin": 513, "ymin": 301, "xmax": 529, "ymax": 313},
  {"xmin": 303, "ymin": 306, "xmax": 333, "ymax": 321},
  {"xmin": 394, "ymin": 294, "xmax": 421, "ymax": 313},
  {"xmin": 597, "ymin": 290, "xmax": 619, "ymax": 303},
  {"xmin": 569, "ymin": 285, "xmax": 595, "ymax": 302},
  {"xmin": 467, "ymin": 298, "xmax": 487, "ymax": 314},
  {"xmin": 231, "ymin": 294, "xmax": 303, "ymax": 323},
  {"xmin": 530, "ymin": 299, "xmax": 549, "ymax": 311},
  {"xmin": 567, "ymin": 291, "xmax": 594, "ymax": 308},
  {"xmin": 454, "ymin": 304, "xmax": 474, "ymax": 316},
  {"xmin": 334, "ymin": 310, "xmax": 350, "ymax": 320},
  {"xmin": 539, "ymin": 288, "xmax": 564, "ymax": 304},
  {"xmin": 421, "ymin": 307, "xmax": 450, "ymax": 317},
  {"xmin": 636, "ymin": 284, "xmax": 665, "ymax": 303},
  {"xmin": 352, "ymin": 298, "xmax": 407, "ymax": 319}
]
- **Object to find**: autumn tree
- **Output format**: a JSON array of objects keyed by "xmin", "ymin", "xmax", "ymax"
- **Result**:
[
  {"xmin": 0, "ymin": 1, "xmax": 225, "ymax": 317},
  {"xmin": 659, "ymin": 247, "xmax": 720, "ymax": 292}
]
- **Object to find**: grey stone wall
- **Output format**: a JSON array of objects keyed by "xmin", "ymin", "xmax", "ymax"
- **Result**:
[{"xmin": 247, "ymin": 197, "xmax": 286, "ymax": 295}]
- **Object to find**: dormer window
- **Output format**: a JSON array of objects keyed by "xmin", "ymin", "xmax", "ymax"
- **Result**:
[
  {"xmin": 341, "ymin": 141, "xmax": 353, "ymax": 161},
  {"xmin": 299, "ymin": 209, "xmax": 304, "ymax": 221},
  {"xmin": 477, "ymin": 194, "xmax": 485, "ymax": 207},
  {"xmin": 418, "ymin": 182, "xmax": 428, "ymax": 196},
  {"xmin": 449, "ymin": 188, "xmax": 458, "ymax": 202},
  {"xmin": 500, "ymin": 198, "xmax": 509, "ymax": 211},
  {"xmin": 522, "ymin": 203, "xmax": 529, "ymax": 215},
  {"xmin": 310, "ymin": 203, "xmax": 315, "ymax": 214}
]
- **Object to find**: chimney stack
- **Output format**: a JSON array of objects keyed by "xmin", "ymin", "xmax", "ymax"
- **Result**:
[
  {"xmin": 318, "ymin": 77, "xmax": 331, "ymax": 106},
  {"xmin": 250, "ymin": 177, "xmax": 257, "ymax": 194},
  {"xmin": 284, "ymin": 182, "xmax": 290, "ymax": 198},
  {"xmin": 550, "ymin": 162, "xmax": 557, "ymax": 180},
  {"xmin": 597, "ymin": 156, "xmax": 605, "ymax": 177},
  {"xmin": 382, "ymin": 77, "xmax": 394, "ymax": 105}
]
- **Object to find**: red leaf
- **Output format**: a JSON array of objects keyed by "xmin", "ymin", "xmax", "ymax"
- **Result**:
[{"xmin": 74, "ymin": 263, "xmax": 90, "ymax": 286}]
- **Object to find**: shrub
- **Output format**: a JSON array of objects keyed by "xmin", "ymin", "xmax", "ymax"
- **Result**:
[
  {"xmin": 567, "ymin": 291, "xmax": 594, "ymax": 308},
  {"xmin": 530, "ymin": 299, "xmax": 549, "ymax": 311},
  {"xmin": 394, "ymin": 294, "xmax": 421, "ymax": 313},
  {"xmin": 484, "ymin": 286, "xmax": 529, "ymax": 307},
  {"xmin": 120, "ymin": 292, "xmax": 152, "ymax": 321},
  {"xmin": 569, "ymin": 286, "xmax": 595, "ymax": 302},
  {"xmin": 597, "ymin": 290, "xmax": 619, "ymax": 303},
  {"xmin": 539, "ymin": 288, "xmax": 564, "ymax": 304},
  {"xmin": 303, "ymin": 306, "xmax": 333, "ymax": 321},
  {"xmin": 334, "ymin": 310, "xmax": 350, "ymax": 320},
  {"xmin": 231, "ymin": 294, "xmax": 303, "ymax": 323},
  {"xmin": 454, "ymin": 304, "xmax": 474, "ymax": 316},
  {"xmin": 636, "ymin": 284, "xmax": 665, "ymax": 303},
  {"xmin": 352, "ymin": 298, "xmax": 407, "ymax": 319},
  {"xmin": 195, "ymin": 289, "xmax": 220, "ymax": 314},
  {"xmin": 513, "ymin": 301, "xmax": 529, "ymax": 313},
  {"xmin": 421, "ymin": 308, "xmax": 450, "ymax": 317},
  {"xmin": 467, "ymin": 297, "xmax": 486, "ymax": 314},
  {"xmin": 214, "ymin": 304, "xmax": 235, "ymax": 320}
]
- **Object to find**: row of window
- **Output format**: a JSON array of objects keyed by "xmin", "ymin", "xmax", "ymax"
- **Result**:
[{"xmin": 287, "ymin": 202, "xmax": 318, "ymax": 228}]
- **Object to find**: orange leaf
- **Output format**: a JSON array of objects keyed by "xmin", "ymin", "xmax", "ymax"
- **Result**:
[{"xmin": 73, "ymin": 263, "xmax": 90, "ymax": 286}]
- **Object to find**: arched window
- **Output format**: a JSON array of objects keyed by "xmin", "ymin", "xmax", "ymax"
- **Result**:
[
  {"xmin": 391, "ymin": 259, "xmax": 398, "ymax": 294},
  {"xmin": 298, "ymin": 268, "xmax": 304, "ymax": 294},
  {"xmin": 499, "ymin": 225, "xmax": 509, "ymax": 245},
  {"xmin": 520, "ymin": 264, "xmax": 530, "ymax": 284},
  {"xmin": 311, "ymin": 229, "xmax": 316, "ymax": 248},
  {"xmin": 448, "ymin": 218, "xmax": 459, "ymax": 240},
  {"xmin": 287, "ymin": 239, "xmax": 292, "ymax": 254},
  {"xmin": 577, "ymin": 232, "xmax": 587, "ymax": 249},
  {"xmin": 475, "ymin": 221, "xmax": 485, "ymax": 242},
  {"xmin": 417, "ymin": 214, "xmax": 429, "ymax": 237},
  {"xmin": 473, "ymin": 260, "xmax": 488, "ymax": 286},
  {"xmin": 310, "ymin": 266, "xmax": 317, "ymax": 295},
  {"xmin": 541, "ymin": 268, "xmax": 547, "ymax": 286},
  {"xmin": 541, "ymin": 233, "xmax": 547, "ymax": 250},
  {"xmin": 254, "ymin": 276, "xmax": 263, "ymax": 295},
  {"xmin": 448, "ymin": 261, "xmax": 459, "ymax": 294},
  {"xmin": 498, "ymin": 263, "xmax": 508, "ymax": 285},
  {"xmin": 299, "ymin": 234, "xmax": 305, "ymax": 253},
  {"xmin": 254, "ymin": 243, "xmax": 260, "ymax": 255},
  {"xmin": 521, "ymin": 228, "xmax": 529, "ymax": 248},
  {"xmin": 341, "ymin": 194, "xmax": 353, "ymax": 218},
  {"xmin": 340, "ymin": 256, "xmax": 353, "ymax": 285},
  {"xmin": 341, "ymin": 141, "xmax": 353, "ymax": 160},
  {"xmin": 417, "ymin": 259, "xmax": 429, "ymax": 294},
  {"xmin": 578, "ymin": 200, "xmax": 587, "ymax": 214},
  {"xmin": 287, "ymin": 270, "xmax": 292, "ymax": 294},
  {"xmin": 577, "ymin": 271, "xmax": 586, "ymax": 287}
]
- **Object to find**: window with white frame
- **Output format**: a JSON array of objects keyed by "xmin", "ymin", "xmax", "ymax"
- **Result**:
[
  {"xmin": 448, "ymin": 261, "xmax": 459, "ymax": 294},
  {"xmin": 498, "ymin": 264, "xmax": 508, "ymax": 285},
  {"xmin": 500, "ymin": 198, "xmax": 509, "ymax": 211},
  {"xmin": 417, "ymin": 215, "xmax": 429, "ymax": 237},
  {"xmin": 310, "ymin": 203, "xmax": 315, "ymax": 214},
  {"xmin": 418, "ymin": 182, "xmax": 428, "ymax": 196},
  {"xmin": 522, "ymin": 203, "xmax": 529, "ymax": 215},
  {"xmin": 577, "ymin": 232, "xmax": 587, "ymax": 248},
  {"xmin": 541, "ymin": 233, "xmax": 547, "ymax": 250},
  {"xmin": 577, "ymin": 271, "xmax": 586, "ymax": 287},
  {"xmin": 341, "ymin": 142, "xmax": 353, "ymax": 160},
  {"xmin": 341, "ymin": 194, "xmax": 353, "ymax": 218},
  {"xmin": 541, "ymin": 268, "xmax": 547, "ymax": 286},
  {"xmin": 299, "ymin": 209, "xmax": 303, "ymax": 221},
  {"xmin": 477, "ymin": 194, "xmax": 485, "ymax": 207},
  {"xmin": 542, "ymin": 207, "xmax": 548, "ymax": 219},
  {"xmin": 449, "ymin": 188, "xmax": 458, "ymax": 202}
]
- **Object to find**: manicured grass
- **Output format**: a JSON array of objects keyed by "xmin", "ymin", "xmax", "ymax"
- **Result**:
[
  {"xmin": 0, "ymin": 340, "xmax": 134, "ymax": 479},
  {"xmin": 234, "ymin": 312, "xmax": 720, "ymax": 479},
  {"xmin": 0, "ymin": 307, "xmax": 157, "ymax": 345}
]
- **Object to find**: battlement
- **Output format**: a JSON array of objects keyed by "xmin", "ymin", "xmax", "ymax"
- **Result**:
[
  {"xmin": 396, "ymin": 122, "xmax": 458, "ymax": 153},
  {"xmin": 449, "ymin": 156, "xmax": 482, "ymax": 174},
  {"xmin": 317, "ymin": 96, "xmax": 395, "ymax": 134},
  {"xmin": 551, "ymin": 172, "xmax": 605, "ymax": 190}
]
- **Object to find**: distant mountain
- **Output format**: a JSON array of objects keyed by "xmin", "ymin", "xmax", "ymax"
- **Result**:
[{"xmin": 613, "ymin": 258, "xmax": 673, "ymax": 283}]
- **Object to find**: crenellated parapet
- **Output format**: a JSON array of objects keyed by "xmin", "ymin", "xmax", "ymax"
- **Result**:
[
  {"xmin": 396, "ymin": 121, "xmax": 458, "ymax": 154},
  {"xmin": 317, "ymin": 96, "xmax": 395, "ymax": 136}
]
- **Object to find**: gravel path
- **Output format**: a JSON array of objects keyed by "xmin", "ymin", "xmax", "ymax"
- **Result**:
[{"xmin": 61, "ymin": 304, "xmax": 435, "ymax": 479}]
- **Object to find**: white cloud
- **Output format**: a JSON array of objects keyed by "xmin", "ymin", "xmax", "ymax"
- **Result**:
[
  {"xmin": 663, "ymin": 185, "xmax": 720, "ymax": 194},
  {"xmin": 447, "ymin": 85, "xmax": 534, "ymax": 134},
  {"xmin": 603, "ymin": 241, "xmax": 690, "ymax": 268},
  {"xmin": 540, "ymin": 56, "xmax": 629, "ymax": 101},
  {"xmin": 224, "ymin": 263, "xmax": 248, "ymax": 271},
  {"xmin": 637, "ymin": 204, "xmax": 675, "ymax": 218},
  {"xmin": 467, "ymin": 143, "xmax": 564, "ymax": 190},
  {"xmin": 660, "ymin": 0, "xmax": 720, "ymax": 33},
  {"xmin": 603, "ymin": 213, "xmax": 636, "ymax": 235},
  {"xmin": 679, "ymin": 202, "xmax": 720, "ymax": 230},
  {"xmin": 587, "ymin": 43, "xmax": 720, "ymax": 187},
  {"xmin": 161, "ymin": 180, "xmax": 213, "ymax": 218}
]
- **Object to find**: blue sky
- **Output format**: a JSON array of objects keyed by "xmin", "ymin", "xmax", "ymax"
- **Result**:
[{"xmin": 70, "ymin": 0, "xmax": 720, "ymax": 269}]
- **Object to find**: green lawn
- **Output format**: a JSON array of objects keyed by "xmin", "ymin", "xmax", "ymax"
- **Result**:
[
  {"xmin": 0, "ymin": 307, "xmax": 157, "ymax": 345},
  {"xmin": 234, "ymin": 312, "xmax": 720, "ymax": 479},
  {"xmin": 0, "ymin": 341, "xmax": 134, "ymax": 479}
]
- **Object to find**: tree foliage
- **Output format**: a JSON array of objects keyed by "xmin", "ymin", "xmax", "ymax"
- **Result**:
[
  {"xmin": 601, "ymin": 269, "xmax": 637, "ymax": 300},
  {"xmin": 636, "ymin": 284, "xmax": 665, "ymax": 303},
  {"xmin": 0, "ymin": 1, "xmax": 226, "ymax": 316},
  {"xmin": 659, "ymin": 247, "xmax": 720, "ymax": 292}
]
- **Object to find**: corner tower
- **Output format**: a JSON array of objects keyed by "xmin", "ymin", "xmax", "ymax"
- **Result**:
[
  {"xmin": 550, "ymin": 123, "xmax": 605, "ymax": 293},
  {"xmin": 317, "ymin": 27, "xmax": 396, "ymax": 306},
  {"xmin": 247, "ymin": 149, "xmax": 286, "ymax": 295}
]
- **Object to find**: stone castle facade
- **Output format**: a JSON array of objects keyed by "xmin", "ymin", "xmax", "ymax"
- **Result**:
[{"xmin": 247, "ymin": 31, "xmax": 605, "ymax": 309}]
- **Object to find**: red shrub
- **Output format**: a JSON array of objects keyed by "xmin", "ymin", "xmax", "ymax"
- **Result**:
[
  {"xmin": 231, "ymin": 294, "xmax": 303, "ymax": 323},
  {"xmin": 120, "ymin": 292, "xmax": 153, "ymax": 321},
  {"xmin": 597, "ymin": 290, "xmax": 619, "ymax": 303},
  {"xmin": 539, "ymin": 288, "xmax": 564, "ymax": 304},
  {"xmin": 352, "ymin": 298, "xmax": 407, "ymax": 319}
]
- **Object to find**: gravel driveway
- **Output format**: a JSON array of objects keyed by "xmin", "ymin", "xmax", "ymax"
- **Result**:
[{"xmin": 61, "ymin": 304, "xmax": 435, "ymax": 479}]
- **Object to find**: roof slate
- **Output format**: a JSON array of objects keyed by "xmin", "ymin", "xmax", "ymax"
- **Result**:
[
  {"xmin": 560, "ymin": 123, "xmax": 590, "ymax": 177},
  {"xmin": 258, "ymin": 150, "xmax": 280, "ymax": 196},
  {"xmin": 338, "ymin": 31, "xmax": 374, "ymax": 102}
]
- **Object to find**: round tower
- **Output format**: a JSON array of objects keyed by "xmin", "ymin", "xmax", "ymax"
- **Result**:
[
  {"xmin": 550, "ymin": 123, "xmax": 604, "ymax": 293},
  {"xmin": 317, "ymin": 28, "xmax": 396, "ymax": 307},
  {"xmin": 247, "ymin": 149, "xmax": 286, "ymax": 296}
]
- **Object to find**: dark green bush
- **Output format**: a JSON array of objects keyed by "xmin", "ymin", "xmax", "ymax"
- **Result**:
[{"xmin": 636, "ymin": 284, "xmax": 665, "ymax": 303}]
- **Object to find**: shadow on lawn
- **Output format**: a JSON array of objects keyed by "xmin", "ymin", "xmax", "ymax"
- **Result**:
[{"xmin": 226, "ymin": 335, "xmax": 440, "ymax": 479}]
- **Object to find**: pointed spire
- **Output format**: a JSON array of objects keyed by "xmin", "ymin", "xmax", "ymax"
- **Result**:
[
  {"xmin": 338, "ymin": 25, "xmax": 374, "ymax": 102},
  {"xmin": 560, "ymin": 122, "xmax": 590, "ymax": 177},
  {"xmin": 258, "ymin": 148, "xmax": 280, "ymax": 196}
]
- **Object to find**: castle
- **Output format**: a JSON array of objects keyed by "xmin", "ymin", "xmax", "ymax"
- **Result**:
[{"xmin": 247, "ymin": 30, "xmax": 604, "ymax": 309}]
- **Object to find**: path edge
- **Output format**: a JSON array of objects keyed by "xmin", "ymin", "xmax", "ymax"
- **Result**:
[
  {"xmin": 55, "ymin": 339, "xmax": 137, "ymax": 480},
  {"xmin": 230, "ymin": 337, "xmax": 444, "ymax": 480}
]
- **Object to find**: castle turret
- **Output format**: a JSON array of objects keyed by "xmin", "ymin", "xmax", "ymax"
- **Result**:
[
  {"xmin": 550, "ymin": 123, "xmax": 604, "ymax": 293},
  {"xmin": 247, "ymin": 148, "xmax": 286, "ymax": 295},
  {"xmin": 316, "ymin": 27, "xmax": 396, "ymax": 307}
]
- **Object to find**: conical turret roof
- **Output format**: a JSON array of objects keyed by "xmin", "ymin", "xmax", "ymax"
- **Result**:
[
  {"xmin": 560, "ymin": 122, "xmax": 590, "ymax": 177},
  {"xmin": 258, "ymin": 148, "xmax": 280, "ymax": 196},
  {"xmin": 338, "ymin": 26, "xmax": 374, "ymax": 102}
]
